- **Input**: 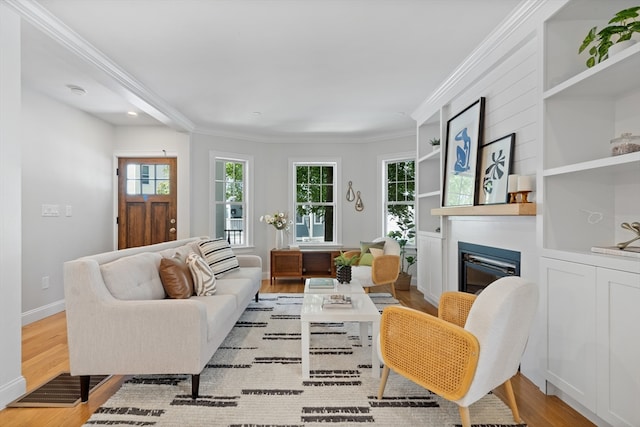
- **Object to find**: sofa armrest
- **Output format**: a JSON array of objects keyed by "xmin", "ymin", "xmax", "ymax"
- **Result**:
[{"xmin": 236, "ymin": 254, "xmax": 262, "ymax": 268}]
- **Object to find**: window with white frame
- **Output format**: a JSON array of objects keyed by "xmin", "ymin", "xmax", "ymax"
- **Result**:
[
  {"xmin": 293, "ymin": 161, "xmax": 338, "ymax": 244},
  {"xmin": 211, "ymin": 153, "xmax": 252, "ymax": 247},
  {"xmin": 384, "ymin": 158, "xmax": 415, "ymax": 245}
]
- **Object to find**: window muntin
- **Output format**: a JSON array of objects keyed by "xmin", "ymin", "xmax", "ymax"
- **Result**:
[
  {"xmin": 294, "ymin": 164, "xmax": 336, "ymax": 243},
  {"xmin": 126, "ymin": 163, "xmax": 170, "ymax": 195},
  {"xmin": 385, "ymin": 159, "xmax": 415, "ymax": 244},
  {"xmin": 214, "ymin": 159, "xmax": 246, "ymax": 246}
]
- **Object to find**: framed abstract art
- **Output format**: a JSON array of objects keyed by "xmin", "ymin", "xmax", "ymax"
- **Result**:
[
  {"xmin": 442, "ymin": 97, "xmax": 485, "ymax": 207},
  {"xmin": 477, "ymin": 133, "xmax": 515, "ymax": 205}
]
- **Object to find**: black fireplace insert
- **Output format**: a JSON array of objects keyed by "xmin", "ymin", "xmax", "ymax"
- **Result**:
[{"xmin": 458, "ymin": 242, "xmax": 520, "ymax": 294}]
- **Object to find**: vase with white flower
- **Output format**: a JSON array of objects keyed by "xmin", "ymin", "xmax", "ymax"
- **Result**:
[{"xmin": 260, "ymin": 211, "xmax": 293, "ymax": 249}]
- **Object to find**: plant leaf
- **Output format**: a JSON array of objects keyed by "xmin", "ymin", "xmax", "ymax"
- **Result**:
[
  {"xmin": 586, "ymin": 56, "xmax": 595, "ymax": 68},
  {"xmin": 579, "ymin": 26, "xmax": 597, "ymax": 53}
]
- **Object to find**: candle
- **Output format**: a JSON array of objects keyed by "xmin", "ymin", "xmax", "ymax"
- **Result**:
[
  {"xmin": 508, "ymin": 174, "xmax": 519, "ymax": 193},
  {"xmin": 517, "ymin": 175, "xmax": 533, "ymax": 192}
]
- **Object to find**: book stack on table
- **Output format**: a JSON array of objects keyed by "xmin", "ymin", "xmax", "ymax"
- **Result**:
[
  {"xmin": 322, "ymin": 294, "xmax": 353, "ymax": 309},
  {"xmin": 308, "ymin": 278, "xmax": 335, "ymax": 289}
]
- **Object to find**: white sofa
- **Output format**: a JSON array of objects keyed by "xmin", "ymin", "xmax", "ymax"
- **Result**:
[{"xmin": 63, "ymin": 237, "xmax": 262, "ymax": 402}]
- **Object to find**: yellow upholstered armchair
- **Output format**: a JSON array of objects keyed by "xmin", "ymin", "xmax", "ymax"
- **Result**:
[
  {"xmin": 377, "ymin": 276, "xmax": 538, "ymax": 427},
  {"xmin": 344, "ymin": 237, "xmax": 400, "ymax": 298}
]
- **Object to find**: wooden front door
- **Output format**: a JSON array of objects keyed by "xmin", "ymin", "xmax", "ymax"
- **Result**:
[{"xmin": 118, "ymin": 157, "xmax": 177, "ymax": 249}]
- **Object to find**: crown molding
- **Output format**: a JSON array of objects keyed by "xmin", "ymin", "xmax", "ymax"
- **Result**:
[
  {"xmin": 5, "ymin": 0, "xmax": 195, "ymax": 132},
  {"xmin": 192, "ymin": 124, "xmax": 415, "ymax": 144},
  {"xmin": 411, "ymin": 0, "xmax": 553, "ymax": 124}
]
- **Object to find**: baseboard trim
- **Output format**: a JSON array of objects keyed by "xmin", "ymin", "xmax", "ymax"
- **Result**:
[
  {"xmin": 0, "ymin": 375, "xmax": 26, "ymax": 410},
  {"xmin": 22, "ymin": 299, "xmax": 65, "ymax": 326}
]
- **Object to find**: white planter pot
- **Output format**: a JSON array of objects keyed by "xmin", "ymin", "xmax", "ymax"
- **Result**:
[{"xmin": 608, "ymin": 39, "xmax": 637, "ymax": 58}]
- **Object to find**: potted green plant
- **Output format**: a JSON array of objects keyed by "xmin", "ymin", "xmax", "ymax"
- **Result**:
[
  {"xmin": 429, "ymin": 137, "xmax": 440, "ymax": 150},
  {"xmin": 387, "ymin": 209, "xmax": 416, "ymax": 290},
  {"xmin": 579, "ymin": 6, "xmax": 640, "ymax": 68},
  {"xmin": 334, "ymin": 251, "xmax": 359, "ymax": 284}
]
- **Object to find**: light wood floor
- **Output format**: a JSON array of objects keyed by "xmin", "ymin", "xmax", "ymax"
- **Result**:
[{"xmin": 0, "ymin": 280, "xmax": 594, "ymax": 427}]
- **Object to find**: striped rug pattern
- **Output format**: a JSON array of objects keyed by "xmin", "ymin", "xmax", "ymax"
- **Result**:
[{"xmin": 84, "ymin": 293, "xmax": 526, "ymax": 426}]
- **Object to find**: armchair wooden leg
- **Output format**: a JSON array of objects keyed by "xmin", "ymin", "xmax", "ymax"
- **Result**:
[
  {"xmin": 377, "ymin": 365, "xmax": 390, "ymax": 400},
  {"xmin": 255, "ymin": 292, "xmax": 259, "ymax": 303},
  {"xmin": 390, "ymin": 283, "xmax": 397, "ymax": 299},
  {"xmin": 458, "ymin": 406, "xmax": 471, "ymax": 427},
  {"xmin": 502, "ymin": 378, "xmax": 522, "ymax": 423}
]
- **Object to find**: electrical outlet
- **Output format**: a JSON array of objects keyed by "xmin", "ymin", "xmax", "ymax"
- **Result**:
[
  {"xmin": 42, "ymin": 276, "xmax": 50, "ymax": 289},
  {"xmin": 65, "ymin": 205, "xmax": 73, "ymax": 217}
]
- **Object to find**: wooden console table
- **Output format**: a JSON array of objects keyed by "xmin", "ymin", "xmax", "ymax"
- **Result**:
[{"xmin": 270, "ymin": 249, "xmax": 349, "ymax": 284}]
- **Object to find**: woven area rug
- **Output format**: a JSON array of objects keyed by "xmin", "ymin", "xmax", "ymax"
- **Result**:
[{"xmin": 85, "ymin": 293, "xmax": 526, "ymax": 426}]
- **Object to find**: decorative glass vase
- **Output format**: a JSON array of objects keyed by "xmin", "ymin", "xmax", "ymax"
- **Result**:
[{"xmin": 275, "ymin": 229, "xmax": 285, "ymax": 249}]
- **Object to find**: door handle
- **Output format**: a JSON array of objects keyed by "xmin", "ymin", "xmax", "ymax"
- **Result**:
[{"xmin": 169, "ymin": 227, "xmax": 176, "ymax": 234}]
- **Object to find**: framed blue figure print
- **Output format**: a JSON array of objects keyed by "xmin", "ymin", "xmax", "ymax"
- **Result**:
[
  {"xmin": 478, "ymin": 133, "xmax": 515, "ymax": 205},
  {"xmin": 442, "ymin": 97, "xmax": 485, "ymax": 207}
]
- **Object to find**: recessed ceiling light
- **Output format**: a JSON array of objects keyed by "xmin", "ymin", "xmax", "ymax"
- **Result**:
[
  {"xmin": 252, "ymin": 111, "xmax": 262, "ymax": 117},
  {"xmin": 127, "ymin": 111, "xmax": 138, "ymax": 117},
  {"xmin": 66, "ymin": 84, "xmax": 86, "ymax": 96}
]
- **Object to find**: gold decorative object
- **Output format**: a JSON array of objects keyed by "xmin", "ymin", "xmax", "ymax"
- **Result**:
[
  {"xmin": 617, "ymin": 221, "xmax": 640, "ymax": 249},
  {"xmin": 346, "ymin": 181, "xmax": 355, "ymax": 202},
  {"xmin": 355, "ymin": 191, "xmax": 364, "ymax": 211}
]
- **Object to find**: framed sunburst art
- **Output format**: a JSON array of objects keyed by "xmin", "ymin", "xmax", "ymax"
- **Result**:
[{"xmin": 477, "ymin": 133, "xmax": 515, "ymax": 205}]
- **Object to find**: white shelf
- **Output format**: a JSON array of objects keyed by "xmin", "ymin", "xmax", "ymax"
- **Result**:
[
  {"xmin": 544, "ymin": 42, "xmax": 640, "ymax": 99},
  {"xmin": 543, "ymin": 151, "xmax": 640, "ymax": 177},
  {"xmin": 418, "ymin": 148, "xmax": 440, "ymax": 163}
]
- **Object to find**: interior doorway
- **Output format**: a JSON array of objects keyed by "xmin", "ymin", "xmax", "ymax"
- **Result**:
[{"xmin": 117, "ymin": 157, "xmax": 177, "ymax": 249}]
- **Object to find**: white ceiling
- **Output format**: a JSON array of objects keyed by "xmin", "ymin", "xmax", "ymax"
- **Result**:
[{"xmin": 18, "ymin": 0, "xmax": 523, "ymax": 141}]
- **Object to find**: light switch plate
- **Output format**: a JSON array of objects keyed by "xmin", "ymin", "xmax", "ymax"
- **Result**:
[{"xmin": 41, "ymin": 204, "xmax": 60, "ymax": 217}]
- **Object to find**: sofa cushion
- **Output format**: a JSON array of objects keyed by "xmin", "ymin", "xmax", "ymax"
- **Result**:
[
  {"xmin": 187, "ymin": 253, "xmax": 216, "ymax": 296},
  {"xmin": 218, "ymin": 266, "xmax": 262, "ymax": 284},
  {"xmin": 159, "ymin": 256, "xmax": 193, "ymax": 299},
  {"xmin": 198, "ymin": 238, "xmax": 240, "ymax": 277},
  {"xmin": 100, "ymin": 252, "xmax": 165, "ymax": 300},
  {"xmin": 157, "ymin": 242, "xmax": 199, "ymax": 261},
  {"xmin": 215, "ymin": 278, "xmax": 258, "ymax": 308},
  {"xmin": 361, "ymin": 240, "xmax": 385, "ymax": 254},
  {"xmin": 191, "ymin": 294, "xmax": 238, "ymax": 342}
]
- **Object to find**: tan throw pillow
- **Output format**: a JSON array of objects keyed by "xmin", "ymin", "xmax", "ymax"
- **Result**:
[
  {"xmin": 186, "ymin": 253, "xmax": 216, "ymax": 296},
  {"xmin": 159, "ymin": 256, "xmax": 193, "ymax": 299},
  {"xmin": 370, "ymin": 247, "xmax": 384, "ymax": 258}
]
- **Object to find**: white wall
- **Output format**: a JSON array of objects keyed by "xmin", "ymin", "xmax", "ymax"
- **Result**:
[
  {"xmin": 190, "ymin": 132, "xmax": 415, "ymax": 273},
  {"xmin": 440, "ymin": 36, "xmax": 544, "ymax": 387},
  {"xmin": 0, "ymin": 5, "xmax": 26, "ymax": 408},
  {"xmin": 113, "ymin": 126, "xmax": 191, "ymax": 241},
  {"xmin": 20, "ymin": 88, "xmax": 115, "ymax": 324}
]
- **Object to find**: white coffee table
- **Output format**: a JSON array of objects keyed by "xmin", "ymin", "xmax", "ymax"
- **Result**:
[{"xmin": 300, "ymin": 292, "xmax": 380, "ymax": 379}]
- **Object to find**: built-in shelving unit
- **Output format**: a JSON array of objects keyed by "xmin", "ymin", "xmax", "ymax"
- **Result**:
[{"xmin": 541, "ymin": 2, "xmax": 640, "ymax": 425}]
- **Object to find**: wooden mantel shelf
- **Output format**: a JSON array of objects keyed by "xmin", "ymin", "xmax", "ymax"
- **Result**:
[{"xmin": 431, "ymin": 203, "xmax": 536, "ymax": 216}]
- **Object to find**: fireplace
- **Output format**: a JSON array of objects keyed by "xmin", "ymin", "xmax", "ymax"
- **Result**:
[{"xmin": 458, "ymin": 242, "xmax": 520, "ymax": 294}]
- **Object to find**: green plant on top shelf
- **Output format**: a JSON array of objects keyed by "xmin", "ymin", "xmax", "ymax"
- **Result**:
[
  {"xmin": 429, "ymin": 137, "xmax": 440, "ymax": 146},
  {"xmin": 578, "ymin": 6, "xmax": 640, "ymax": 68}
]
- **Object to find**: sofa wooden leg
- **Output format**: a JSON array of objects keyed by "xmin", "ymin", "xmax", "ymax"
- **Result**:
[
  {"xmin": 191, "ymin": 374, "xmax": 200, "ymax": 399},
  {"xmin": 255, "ymin": 292, "xmax": 259, "ymax": 303},
  {"xmin": 80, "ymin": 375, "xmax": 90, "ymax": 403}
]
